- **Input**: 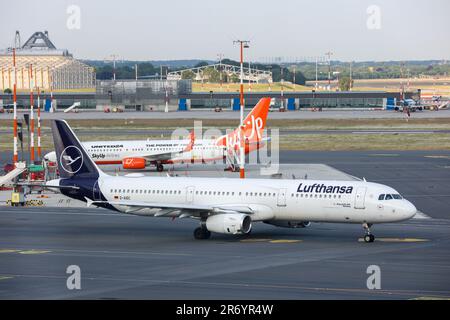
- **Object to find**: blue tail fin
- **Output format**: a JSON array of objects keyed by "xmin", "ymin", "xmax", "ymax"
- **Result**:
[{"xmin": 51, "ymin": 120, "xmax": 103, "ymax": 179}]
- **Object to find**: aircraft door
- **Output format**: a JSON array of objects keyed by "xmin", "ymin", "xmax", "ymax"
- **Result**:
[
  {"xmin": 186, "ymin": 186, "xmax": 195, "ymax": 203},
  {"xmin": 277, "ymin": 188, "xmax": 287, "ymax": 207},
  {"xmin": 354, "ymin": 187, "xmax": 367, "ymax": 209}
]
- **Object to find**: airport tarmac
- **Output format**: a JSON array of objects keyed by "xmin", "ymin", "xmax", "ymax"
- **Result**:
[
  {"xmin": 1, "ymin": 150, "xmax": 449, "ymax": 299},
  {"xmin": 0, "ymin": 207, "xmax": 449, "ymax": 299},
  {"xmin": 1, "ymin": 109, "xmax": 450, "ymax": 120}
]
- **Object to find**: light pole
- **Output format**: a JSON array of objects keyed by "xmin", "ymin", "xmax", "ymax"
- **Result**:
[
  {"xmin": 248, "ymin": 60, "xmax": 251, "ymax": 92},
  {"xmin": 315, "ymin": 57, "xmax": 318, "ymax": 89},
  {"xmin": 233, "ymin": 40, "xmax": 250, "ymax": 179},
  {"xmin": 217, "ymin": 53, "xmax": 224, "ymax": 91},
  {"xmin": 134, "ymin": 64, "xmax": 138, "ymax": 110},
  {"xmin": 293, "ymin": 65, "xmax": 296, "ymax": 91},
  {"xmin": 325, "ymin": 51, "xmax": 333, "ymax": 90},
  {"xmin": 349, "ymin": 61, "xmax": 353, "ymax": 91},
  {"xmin": 280, "ymin": 64, "xmax": 284, "ymax": 110}
]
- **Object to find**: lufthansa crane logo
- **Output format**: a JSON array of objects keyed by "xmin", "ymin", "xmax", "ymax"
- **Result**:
[{"xmin": 60, "ymin": 145, "xmax": 84, "ymax": 174}]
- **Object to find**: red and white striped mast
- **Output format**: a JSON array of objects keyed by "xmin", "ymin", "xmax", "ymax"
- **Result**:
[
  {"xmin": 12, "ymin": 48, "xmax": 18, "ymax": 165},
  {"xmin": 37, "ymin": 85, "xmax": 42, "ymax": 160},
  {"xmin": 29, "ymin": 64, "xmax": 35, "ymax": 163}
]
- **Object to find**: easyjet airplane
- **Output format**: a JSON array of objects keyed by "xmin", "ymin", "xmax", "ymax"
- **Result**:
[
  {"xmin": 45, "ymin": 98, "xmax": 271, "ymax": 172},
  {"xmin": 46, "ymin": 119, "xmax": 417, "ymax": 242}
]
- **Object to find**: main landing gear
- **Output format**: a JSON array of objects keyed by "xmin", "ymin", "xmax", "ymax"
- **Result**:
[
  {"xmin": 156, "ymin": 163, "xmax": 164, "ymax": 172},
  {"xmin": 194, "ymin": 224, "xmax": 211, "ymax": 240},
  {"xmin": 362, "ymin": 223, "xmax": 375, "ymax": 243}
]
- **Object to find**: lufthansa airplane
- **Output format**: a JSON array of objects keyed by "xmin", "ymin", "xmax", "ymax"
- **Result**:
[
  {"xmin": 47, "ymin": 120, "xmax": 417, "ymax": 242},
  {"xmin": 45, "ymin": 98, "xmax": 271, "ymax": 172}
]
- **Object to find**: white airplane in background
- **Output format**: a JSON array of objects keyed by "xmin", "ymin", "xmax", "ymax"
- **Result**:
[
  {"xmin": 47, "ymin": 120, "xmax": 417, "ymax": 242},
  {"xmin": 45, "ymin": 98, "xmax": 271, "ymax": 172}
]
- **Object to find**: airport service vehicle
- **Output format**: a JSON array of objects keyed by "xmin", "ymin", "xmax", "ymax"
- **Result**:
[
  {"xmin": 45, "ymin": 98, "xmax": 271, "ymax": 172},
  {"xmin": 46, "ymin": 120, "xmax": 417, "ymax": 242},
  {"xmin": 395, "ymin": 99, "xmax": 423, "ymax": 112}
]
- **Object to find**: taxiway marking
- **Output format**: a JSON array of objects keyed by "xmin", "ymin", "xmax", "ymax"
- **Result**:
[
  {"xmin": 357, "ymin": 238, "xmax": 430, "ymax": 243},
  {"xmin": 0, "ymin": 249, "xmax": 51, "ymax": 255},
  {"xmin": 240, "ymin": 239, "xmax": 302, "ymax": 244}
]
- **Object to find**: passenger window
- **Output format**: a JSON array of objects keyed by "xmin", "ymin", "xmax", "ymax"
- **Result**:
[{"xmin": 378, "ymin": 194, "xmax": 385, "ymax": 200}]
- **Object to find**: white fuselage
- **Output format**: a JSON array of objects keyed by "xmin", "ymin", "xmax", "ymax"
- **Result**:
[
  {"xmin": 98, "ymin": 176, "xmax": 416, "ymax": 224},
  {"xmin": 84, "ymin": 139, "xmax": 225, "ymax": 164}
]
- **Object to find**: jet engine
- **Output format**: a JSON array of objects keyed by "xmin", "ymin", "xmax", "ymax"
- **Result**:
[
  {"xmin": 122, "ymin": 157, "xmax": 146, "ymax": 170},
  {"xmin": 206, "ymin": 214, "xmax": 252, "ymax": 235},
  {"xmin": 264, "ymin": 220, "xmax": 311, "ymax": 228}
]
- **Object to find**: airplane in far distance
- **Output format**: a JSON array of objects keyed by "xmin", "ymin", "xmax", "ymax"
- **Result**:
[
  {"xmin": 44, "ymin": 98, "xmax": 271, "ymax": 172},
  {"xmin": 45, "ymin": 119, "xmax": 417, "ymax": 242}
]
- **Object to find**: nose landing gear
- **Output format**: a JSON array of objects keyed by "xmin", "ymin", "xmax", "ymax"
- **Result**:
[
  {"xmin": 363, "ymin": 223, "xmax": 375, "ymax": 243},
  {"xmin": 156, "ymin": 163, "xmax": 164, "ymax": 172}
]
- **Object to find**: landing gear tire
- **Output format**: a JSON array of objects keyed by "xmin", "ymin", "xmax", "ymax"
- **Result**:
[
  {"xmin": 156, "ymin": 164, "xmax": 164, "ymax": 172},
  {"xmin": 194, "ymin": 227, "xmax": 211, "ymax": 240},
  {"xmin": 362, "ymin": 223, "xmax": 375, "ymax": 243}
]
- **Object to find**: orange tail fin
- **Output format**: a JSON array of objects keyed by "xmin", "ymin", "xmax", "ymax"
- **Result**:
[
  {"xmin": 241, "ymin": 97, "xmax": 271, "ymax": 142},
  {"xmin": 216, "ymin": 97, "xmax": 271, "ymax": 148}
]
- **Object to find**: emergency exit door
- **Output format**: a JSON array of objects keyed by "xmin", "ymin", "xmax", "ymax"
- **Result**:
[
  {"xmin": 186, "ymin": 186, "xmax": 195, "ymax": 203},
  {"xmin": 354, "ymin": 187, "xmax": 367, "ymax": 209},
  {"xmin": 277, "ymin": 188, "xmax": 287, "ymax": 207}
]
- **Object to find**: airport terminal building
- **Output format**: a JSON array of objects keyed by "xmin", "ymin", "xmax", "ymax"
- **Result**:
[
  {"xmin": 1, "ymin": 83, "xmax": 410, "ymax": 111},
  {"xmin": 0, "ymin": 31, "xmax": 411, "ymax": 111},
  {"xmin": 0, "ymin": 31, "xmax": 95, "ymax": 92}
]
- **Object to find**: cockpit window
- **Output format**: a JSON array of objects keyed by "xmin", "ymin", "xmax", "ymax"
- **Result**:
[{"xmin": 379, "ymin": 193, "xmax": 403, "ymax": 201}]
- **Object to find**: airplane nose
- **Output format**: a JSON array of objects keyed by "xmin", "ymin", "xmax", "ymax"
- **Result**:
[{"xmin": 403, "ymin": 201, "xmax": 417, "ymax": 219}]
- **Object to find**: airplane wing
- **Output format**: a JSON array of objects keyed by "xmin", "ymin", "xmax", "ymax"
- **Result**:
[
  {"xmin": 140, "ymin": 130, "xmax": 196, "ymax": 163},
  {"xmin": 86, "ymin": 198, "xmax": 253, "ymax": 217},
  {"xmin": 15, "ymin": 182, "xmax": 80, "ymax": 190}
]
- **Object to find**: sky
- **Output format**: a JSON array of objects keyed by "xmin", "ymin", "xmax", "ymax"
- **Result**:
[{"xmin": 1, "ymin": 0, "xmax": 449, "ymax": 62}]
